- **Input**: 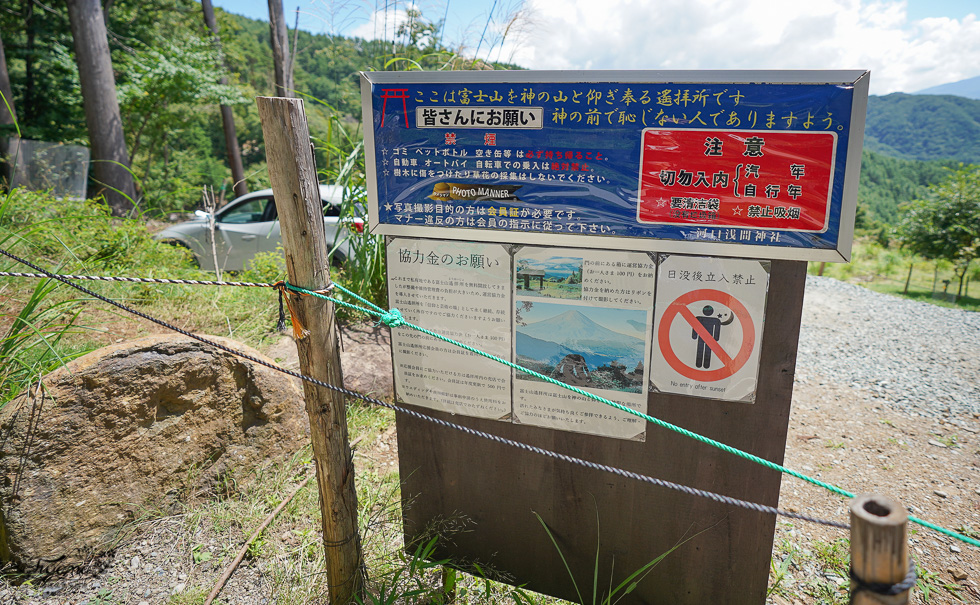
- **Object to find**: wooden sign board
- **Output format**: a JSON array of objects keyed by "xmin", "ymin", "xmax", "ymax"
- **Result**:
[
  {"xmin": 367, "ymin": 68, "xmax": 845, "ymax": 605},
  {"xmin": 394, "ymin": 260, "xmax": 806, "ymax": 604}
]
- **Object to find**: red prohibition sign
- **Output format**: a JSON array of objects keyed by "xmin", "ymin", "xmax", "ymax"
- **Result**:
[{"xmin": 658, "ymin": 289, "xmax": 755, "ymax": 382}]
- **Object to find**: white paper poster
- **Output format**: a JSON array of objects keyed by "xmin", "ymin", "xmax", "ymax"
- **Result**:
[
  {"xmin": 387, "ymin": 238, "xmax": 512, "ymax": 419},
  {"xmin": 511, "ymin": 247, "xmax": 656, "ymax": 440},
  {"xmin": 651, "ymin": 255, "xmax": 770, "ymax": 402}
]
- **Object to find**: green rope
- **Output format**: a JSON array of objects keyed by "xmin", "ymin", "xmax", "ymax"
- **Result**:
[
  {"xmin": 287, "ymin": 281, "xmax": 980, "ymax": 549},
  {"xmin": 333, "ymin": 282, "xmax": 387, "ymax": 315}
]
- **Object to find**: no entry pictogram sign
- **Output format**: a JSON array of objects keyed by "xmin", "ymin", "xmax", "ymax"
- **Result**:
[
  {"xmin": 658, "ymin": 289, "xmax": 755, "ymax": 382},
  {"xmin": 652, "ymin": 255, "xmax": 770, "ymax": 402}
]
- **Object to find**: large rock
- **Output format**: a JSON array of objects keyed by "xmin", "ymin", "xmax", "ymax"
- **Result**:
[
  {"xmin": 0, "ymin": 334, "xmax": 308, "ymax": 571},
  {"xmin": 266, "ymin": 321, "xmax": 394, "ymax": 400}
]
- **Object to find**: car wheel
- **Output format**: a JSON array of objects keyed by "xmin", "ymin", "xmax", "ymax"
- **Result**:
[
  {"xmin": 162, "ymin": 239, "xmax": 200, "ymax": 268},
  {"xmin": 330, "ymin": 252, "xmax": 346, "ymax": 268}
]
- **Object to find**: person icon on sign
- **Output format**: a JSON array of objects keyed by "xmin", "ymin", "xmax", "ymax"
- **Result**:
[{"xmin": 692, "ymin": 305, "xmax": 734, "ymax": 369}]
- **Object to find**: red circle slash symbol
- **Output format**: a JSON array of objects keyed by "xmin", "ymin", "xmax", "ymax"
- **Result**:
[{"xmin": 658, "ymin": 289, "xmax": 755, "ymax": 382}]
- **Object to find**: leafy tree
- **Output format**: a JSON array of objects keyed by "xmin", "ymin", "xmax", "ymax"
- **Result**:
[
  {"xmin": 116, "ymin": 35, "xmax": 245, "ymax": 163},
  {"xmin": 897, "ymin": 165, "xmax": 980, "ymax": 299},
  {"xmin": 201, "ymin": 0, "xmax": 248, "ymax": 198}
]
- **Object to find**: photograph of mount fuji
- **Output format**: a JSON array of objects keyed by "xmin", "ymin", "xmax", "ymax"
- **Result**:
[{"xmin": 515, "ymin": 301, "xmax": 649, "ymax": 393}]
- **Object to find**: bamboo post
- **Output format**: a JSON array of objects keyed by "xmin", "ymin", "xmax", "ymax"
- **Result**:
[
  {"xmin": 257, "ymin": 96, "xmax": 362, "ymax": 603},
  {"xmin": 849, "ymin": 494, "xmax": 910, "ymax": 605}
]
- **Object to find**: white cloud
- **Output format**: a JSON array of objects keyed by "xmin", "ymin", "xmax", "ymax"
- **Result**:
[
  {"xmin": 349, "ymin": 3, "xmax": 421, "ymax": 44},
  {"xmin": 499, "ymin": 0, "xmax": 980, "ymax": 94}
]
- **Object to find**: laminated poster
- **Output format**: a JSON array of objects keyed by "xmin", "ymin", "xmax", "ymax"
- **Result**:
[
  {"xmin": 511, "ymin": 247, "xmax": 655, "ymax": 440},
  {"xmin": 387, "ymin": 238, "xmax": 512, "ymax": 419},
  {"xmin": 651, "ymin": 254, "xmax": 770, "ymax": 402},
  {"xmin": 387, "ymin": 237, "xmax": 658, "ymax": 440}
]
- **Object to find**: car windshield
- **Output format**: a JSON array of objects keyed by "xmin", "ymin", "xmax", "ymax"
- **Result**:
[
  {"xmin": 216, "ymin": 187, "xmax": 351, "ymax": 224},
  {"xmin": 261, "ymin": 198, "xmax": 342, "ymax": 221},
  {"xmin": 218, "ymin": 198, "xmax": 271, "ymax": 224}
]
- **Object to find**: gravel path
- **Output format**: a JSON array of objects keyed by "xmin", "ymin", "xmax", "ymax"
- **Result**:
[
  {"xmin": 796, "ymin": 276, "xmax": 980, "ymax": 418},
  {"xmin": 2, "ymin": 277, "xmax": 978, "ymax": 604}
]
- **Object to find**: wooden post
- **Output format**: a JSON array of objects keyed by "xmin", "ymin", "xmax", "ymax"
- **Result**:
[
  {"xmin": 257, "ymin": 96, "xmax": 361, "ymax": 603},
  {"xmin": 849, "ymin": 494, "xmax": 910, "ymax": 605}
]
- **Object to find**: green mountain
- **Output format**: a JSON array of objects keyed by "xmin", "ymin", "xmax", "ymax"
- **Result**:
[
  {"xmin": 857, "ymin": 150, "xmax": 960, "ymax": 226},
  {"xmin": 864, "ymin": 93, "xmax": 980, "ymax": 163}
]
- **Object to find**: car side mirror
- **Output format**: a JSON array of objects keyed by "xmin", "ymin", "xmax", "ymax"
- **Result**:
[{"xmin": 194, "ymin": 210, "xmax": 211, "ymax": 220}]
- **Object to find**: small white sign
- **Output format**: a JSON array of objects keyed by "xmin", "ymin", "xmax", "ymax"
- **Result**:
[
  {"xmin": 415, "ymin": 106, "xmax": 544, "ymax": 129},
  {"xmin": 512, "ymin": 247, "xmax": 655, "ymax": 440},
  {"xmin": 387, "ymin": 238, "xmax": 513, "ymax": 419},
  {"xmin": 651, "ymin": 255, "xmax": 770, "ymax": 402}
]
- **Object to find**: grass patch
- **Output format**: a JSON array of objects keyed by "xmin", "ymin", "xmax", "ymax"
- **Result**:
[{"xmin": 809, "ymin": 237, "xmax": 980, "ymax": 312}]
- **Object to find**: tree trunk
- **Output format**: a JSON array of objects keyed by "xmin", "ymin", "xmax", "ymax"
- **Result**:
[
  {"xmin": 956, "ymin": 262, "xmax": 969, "ymax": 300},
  {"xmin": 66, "ymin": 0, "xmax": 136, "ymax": 216},
  {"xmin": 267, "ymin": 0, "xmax": 293, "ymax": 97},
  {"xmin": 201, "ymin": 0, "xmax": 248, "ymax": 198},
  {"xmin": 0, "ymin": 30, "xmax": 17, "ymax": 127},
  {"xmin": 0, "ymin": 29, "xmax": 18, "ymax": 188},
  {"xmin": 287, "ymin": 7, "xmax": 299, "ymax": 94},
  {"xmin": 23, "ymin": 1, "xmax": 36, "ymax": 124}
]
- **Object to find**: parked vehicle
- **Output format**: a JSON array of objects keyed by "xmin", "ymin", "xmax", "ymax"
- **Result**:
[{"xmin": 154, "ymin": 185, "xmax": 362, "ymax": 272}]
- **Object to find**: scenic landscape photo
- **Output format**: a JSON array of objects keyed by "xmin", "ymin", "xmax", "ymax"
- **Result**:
[
  {"xmin": 515, "ymin": 302, "xmax": 648, "ymax": 393},
  {"xmin": 515, "ymin": 255, "xmax": 583, "ymax": 299}
]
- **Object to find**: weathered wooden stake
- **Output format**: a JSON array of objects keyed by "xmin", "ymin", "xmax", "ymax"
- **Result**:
[
  {"xmin": 849, "ymin": 494, "xmax": 910, "ymax": 605},
  {"xmin": 257, "ymin": 96, "xmax": 362, "ymax": 603}
]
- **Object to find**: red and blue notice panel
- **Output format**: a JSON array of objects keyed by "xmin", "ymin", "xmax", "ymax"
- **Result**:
[
  {"xmin": 361, "ymin": 71, "xmax": 869, "ymax": 261},
  {"xmin": 638, "ymin": 129, "xmax": 836, "ymax": 232}
]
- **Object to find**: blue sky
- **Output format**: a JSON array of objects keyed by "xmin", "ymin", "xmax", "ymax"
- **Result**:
[{"xmin": 212, "ymin": 0, "xmax": 980, "ymax": 94}]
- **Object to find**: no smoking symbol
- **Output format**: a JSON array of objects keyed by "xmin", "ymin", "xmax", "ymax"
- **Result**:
[{"xmin": 658, "ymin": 289, "xmax": 756, "ymax": 382}]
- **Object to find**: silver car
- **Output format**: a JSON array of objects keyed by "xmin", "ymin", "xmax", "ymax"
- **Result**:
[{"xmin": 155, "ymin": 185, "xmax": 361, "ymax": 272}]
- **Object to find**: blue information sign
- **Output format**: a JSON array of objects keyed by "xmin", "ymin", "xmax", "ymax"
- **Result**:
[{"xmin": 361, "ymin": 71, "xmax": 869, "ymax": 261}]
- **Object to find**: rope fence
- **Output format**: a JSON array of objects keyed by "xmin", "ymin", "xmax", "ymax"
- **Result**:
[{"xmin": 2, "ymin": 248, "xmax": 979, "ymax": 552}]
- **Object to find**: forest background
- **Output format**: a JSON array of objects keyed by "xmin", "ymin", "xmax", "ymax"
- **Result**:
[
  {"xmin": 1, "ymin": 1, "xmax": 978, "ymax": 218},
  {"xmin": 0, "ymin": 0, "xmax": 979, "ymax": 306}
]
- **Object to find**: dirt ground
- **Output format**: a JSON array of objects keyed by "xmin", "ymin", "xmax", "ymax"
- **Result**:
[
  {"xmin": 2, "ymin": 323, "xmax": 978, "ymax": 604},
  {"xmin": 772, "ymin": 374, "xmax": 980, "ymax": 603}
]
